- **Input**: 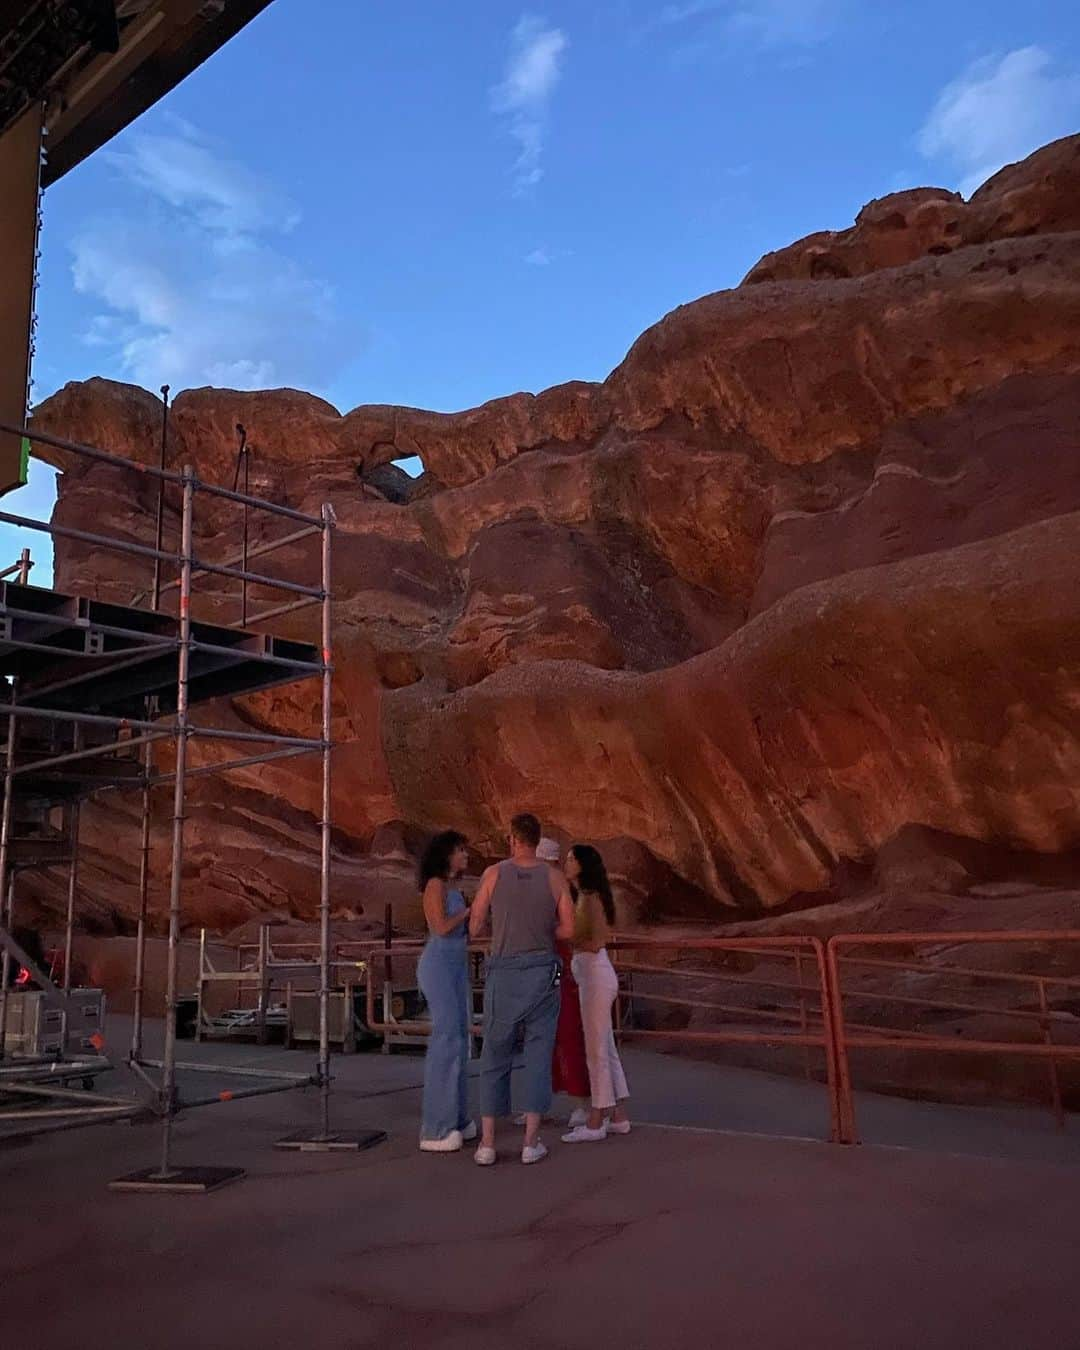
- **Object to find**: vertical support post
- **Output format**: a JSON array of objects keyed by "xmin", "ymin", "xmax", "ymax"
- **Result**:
[
  {"xmin": 274, "ymin": 501, "xmax": 385, "ymax": 1155},
  {"xmin": 1037, "ymin": 977, "xmax": 1065, "ymax": 1131},
  {"xmin": 317, "ymin": 501, "xmax": 333, "ymax": 1137},
  {"xmin": 256, "ymin": 923, "xmax": 269, "ymax": 1045},
  {"xmin": 241, "ymin": 445, "xmax": 250, "ymax": 626},
  {"xmin": 795, "ymin": 950, "xmax": 812, "ymax": 1082},
  {"xmin": 230, "ymin": 426, "xmax": 249, "ymax": 626},
  {"xmin": 822, "ymin": 939, "xmax": 858, "ymax": 1145},
  {"xmin": 0, "ymin": 872, "xmax": 15, "ymax": 1060},
  {"xmin": 0, "ymin": 673, "xmax": 19, "ymax": 1062},
  {"xmin": 195, "ymin": 927, "xmax": 207, "ymax": 1043},
  {"xmin": 151, "ymin": 385, "xmax": 170, "ymax": 610},
  {"xmin": 130, "ymin": 728, "xmax": 153, "ymax": 1062},
  {"xmin": 59, "ymin": 796, "xmax": 80, "ymax": 1051},
  {"xmin": 156, "ymin": 464, "xmax": 193, "ymax": 1179},
  {"xmin": 232, "ymin": 425, "xmax": 250, "ymax": 626},
  {"xmin": 16, "ymin": 547, "xmax": 31, "ymax": 584},
  {"xmin": 382, "ymin": 902, "xmax": 393, "ymax": 1055}
]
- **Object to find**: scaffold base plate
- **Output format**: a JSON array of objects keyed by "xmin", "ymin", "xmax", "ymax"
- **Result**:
[
  {"xmin": 274, "ymin": 1129, "xmax": 387, "ymax": 1153},
  {"xmin": 108, "ymin": 1165, "xmax": 245, "ymax": 1193}
]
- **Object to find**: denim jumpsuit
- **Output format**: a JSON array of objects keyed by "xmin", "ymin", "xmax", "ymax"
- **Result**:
[{"xmin": 417, "ymin": 888, "xmax": 471, "ymax": 1141}]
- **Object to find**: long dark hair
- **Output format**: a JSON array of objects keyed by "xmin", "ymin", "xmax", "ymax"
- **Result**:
[
  {"xmin": 569, "ymin": 844, "xmax": 615, "ymax": 925},
  {"xmin": 418, "ymin": 830, "xmax": 466, "ymax": 891}
]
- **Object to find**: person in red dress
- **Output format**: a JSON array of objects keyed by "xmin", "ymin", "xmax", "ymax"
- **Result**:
[{"xmin": 538, "ymin": 837, "xmax": 590, "ymax": 1126}]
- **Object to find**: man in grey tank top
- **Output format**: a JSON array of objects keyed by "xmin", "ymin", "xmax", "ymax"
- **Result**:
[{"xmin": 469, "ymin": 812, "xmax": 575, "ymax": 1166}]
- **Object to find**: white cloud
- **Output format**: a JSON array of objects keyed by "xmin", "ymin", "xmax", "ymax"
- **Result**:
[
  {"xmin": 918, "ymin": 47, "xmax": 1080, "ymax": 198},
  {"xmin": 491, "ymin": 15, "xmax": 568, "ymax": 194},
  {"xmin": 69, "ymin": 120, "xmax": 349, "ymax": 393},
  {"xmin": 652, "ymin": 0, "xmax": 834, "ymax": 48},
  {"xmin": 105, "ymin": 116, "xmax": 299, "ymax": 238},
  {"xmin": 524, "ymin": 245, "xmax": 553, "ymax": 265}
]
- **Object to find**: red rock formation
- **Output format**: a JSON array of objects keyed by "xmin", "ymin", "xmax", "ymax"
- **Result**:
[
  {"xmin": 21, "ymin": 135, "xmax": 1080, "ymax": 934},
  {"xmin": 742, "ymin": 134, "xmax": 1080, "ymax": 285}
]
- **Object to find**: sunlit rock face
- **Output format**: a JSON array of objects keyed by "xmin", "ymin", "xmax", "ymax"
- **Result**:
[{"xmin": 24, "ymin": 134, "xmax": 1080, "ymax": 935}]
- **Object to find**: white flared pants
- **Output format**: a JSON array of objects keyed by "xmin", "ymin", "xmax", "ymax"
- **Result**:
[{"xmin": 571, "ymin": 949, "xmax": 629, "ymax": 1111}]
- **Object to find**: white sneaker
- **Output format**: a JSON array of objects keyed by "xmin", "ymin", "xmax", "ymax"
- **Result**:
[
  {"xmin": 605, "ymin": 1119, "xmax": 631, "ymax": 1136},
  {"xmin": 419, "ymin": 1129, "xmax": 463, "ymax": 1153},
  {"xmin": 460, "ymin": 1120, "xmax": 478, "ymax": 1142},
  {"xmin": 522, "ymin": 1140, "xmax": 548, "ymax": 1165},
  {"xmin": 561, "ymin": 1124, "xmax": 607, "ymax": 1144},
  {"xmin": 474, "ymin": 1144, "xmax": 496, "ymax": 1167},
  {"xmin": 567, "ymin": 1107, "xmax": 589, "ymax": 1127}
]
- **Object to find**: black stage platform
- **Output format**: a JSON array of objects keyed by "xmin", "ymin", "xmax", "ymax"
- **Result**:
[{"xmin": 0, "ymin": 580, "xmax": 322, "ymax": 804}]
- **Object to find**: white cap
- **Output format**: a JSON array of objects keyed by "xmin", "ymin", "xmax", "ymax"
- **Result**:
[{"xmin": 536, "ymin": 837, "xmax": 560, "ymax": 862}]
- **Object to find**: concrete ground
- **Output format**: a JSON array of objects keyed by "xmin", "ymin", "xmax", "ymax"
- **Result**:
[{"xmin": 3, "ymin": 1017, "xmax": 1080, "ymax": 1349}]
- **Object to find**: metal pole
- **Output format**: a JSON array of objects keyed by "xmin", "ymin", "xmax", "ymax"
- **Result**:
[
  {"xmin": 179, "ymin": 1079, "xmax": 314, "ymax": 1110},
  {"xmin": 256, "ymin": 924, "xmax": 269, "ymax": 1045},
  {"xmin": 1037, "ymin": 977, "xmax": 1065, "ymax": 1131},
  {"xmin": 318, "ymin": 502, "xmax": 333, "ymax": 1137},
  {"xmin": 0, "ymin": 675, "xmax": 19, "ymax": 1063},
  {"xmin": 0, "ymin": 422, "xmax": 321, "ymax": 525},
  {"xmin": 130, "ymin": 727, "xmax": 153, "ymax": 1063},
  {"xmin": 0, "ymin": 873, "xmax": 14, "ymax": 1061},
  {"xmin": 151, "ymin": 386, "xmax": 169, "ymax": 609},
  {"xmin": 59, "ymin": 795, "xmax": 80, "ymax": 1051},
  {"xmin": 16, "ymin": 548, "xmax": 31, "ymax": 584},
  {"xmin": 142, "ymin": 523, "xmax": 319, "ymax": 606},
  {"xmin": 382, "ymin": 902, "xmax": 393, "ymax": 1055},
  {"xmin": 0, "ymin": 1102, "xmax": 138, "ymax": 1122},
  {"xmin": 195, "ymin": 927, "xmax": 206, "ymax": 1043},
  {"xmin": 243, "ymin": 447, "xmax": 250, "ymax": 624},
  {"xmin": 823, "ymin": 940, "xmax": 858, "ymax": 1144},
  {"xmin": 795, "ymin": 950, "xmax": 812, "ymax": 1082},
  {"xmin": 231, "ymin": 426, "xmax": 250, "ymax": 627},
  {"xmin": 155, "ymin": 465, "xmax": 193, "ymax": 1179}
]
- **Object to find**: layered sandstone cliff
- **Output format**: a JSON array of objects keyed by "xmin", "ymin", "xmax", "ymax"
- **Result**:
[{"xmin": 22, "ymin": 134, "xmax": 1080, "ymax": 934}]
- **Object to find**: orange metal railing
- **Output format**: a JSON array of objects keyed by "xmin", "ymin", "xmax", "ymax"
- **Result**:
[
  {"xmin": 608, "ymin": 934, "xmax": 845, "ymax": 1140},
  {"xmin": 225, "ymin": 926, "xmax": 1080, "ymax": 1146},
  {"xmin": 825, "ymin": 931, "xmax": 1080, "ymax": 1144}
]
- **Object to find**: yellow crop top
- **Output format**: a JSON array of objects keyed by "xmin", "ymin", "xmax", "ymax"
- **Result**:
[{"xmin": 572, "ymin": 889, "xmax": 611, "ymax": 951}]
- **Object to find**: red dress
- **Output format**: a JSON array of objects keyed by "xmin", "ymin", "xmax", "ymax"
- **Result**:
[{"xmin": 552, "ymin": 940, "xmax": 590, "ymax": 1098}]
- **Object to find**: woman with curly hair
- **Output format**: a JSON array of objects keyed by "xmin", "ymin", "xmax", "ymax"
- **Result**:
[
  {"xmin": 416, "ymin": 830, "xmax": 476, "ymax": 1152},
  {"xmin": 560, "ymin": 844, "xmax": 631, "ymax": 1144}
]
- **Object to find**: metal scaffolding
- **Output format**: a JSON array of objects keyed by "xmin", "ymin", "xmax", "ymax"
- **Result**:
[{"xmin": 0, "ymin": 400, "xmax": 384, "ymax": 1190}]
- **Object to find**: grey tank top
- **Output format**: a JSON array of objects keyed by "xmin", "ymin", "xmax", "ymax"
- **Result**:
[{"xmin": 490, "ymin": 860, "xmax": 558, "ymax": 957}]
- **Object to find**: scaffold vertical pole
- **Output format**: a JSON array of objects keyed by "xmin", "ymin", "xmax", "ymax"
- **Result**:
[
  {"xmin": 151, "ymin": 386, "xmax": 169, "ymax": 610},
  {"xmin": 0, "ymin": 675, "xmax": 18, "ymax": 1062},
  {"xmin": 0, "ymin": 873, "xmax": 14, "ymax": 1060},
  {"xmin": 111, "ymin": 465, "xmax": 244, "ymax": 1192},
  {"xmin": 130, "ymin": 729, "xmax": 153, "ymax": 1063},
  {"xmin": 158, "ymin": 464, "xmax": 193, "ymax": 1175},
  {"xmin": 318, "ymin": 503, "xmax": 332, "ymax": 1137},
  {"xmin": 274, "ymin": 503, "xmax": 384, "ymax": 1155},
  {"xmin": 59, "ymin": 795, "xmax": 79, "ymax": 1049}
]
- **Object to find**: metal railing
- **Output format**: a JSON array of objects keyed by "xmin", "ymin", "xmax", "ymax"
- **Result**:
[
  {"xmin": 826, "ymin": 931, "xmax": 1080, "ymax": 1144},
  {"xmin": 348, "ymin": 927, "xmax": 1080, "ymax": 1147},
  {"xmin": 609, "ymin": 934, "xmax": 845, "ymax": 1140}
]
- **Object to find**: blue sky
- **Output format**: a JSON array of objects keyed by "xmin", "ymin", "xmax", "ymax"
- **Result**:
[{"xmin": 7, "ymin": 0, "xmax": 1080, "ymax": 580}]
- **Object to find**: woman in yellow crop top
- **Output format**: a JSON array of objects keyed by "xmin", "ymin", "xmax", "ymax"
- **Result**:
[{"xmin": 560, "ymin": 845, "xmax": 631, "ymax": 1143}]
